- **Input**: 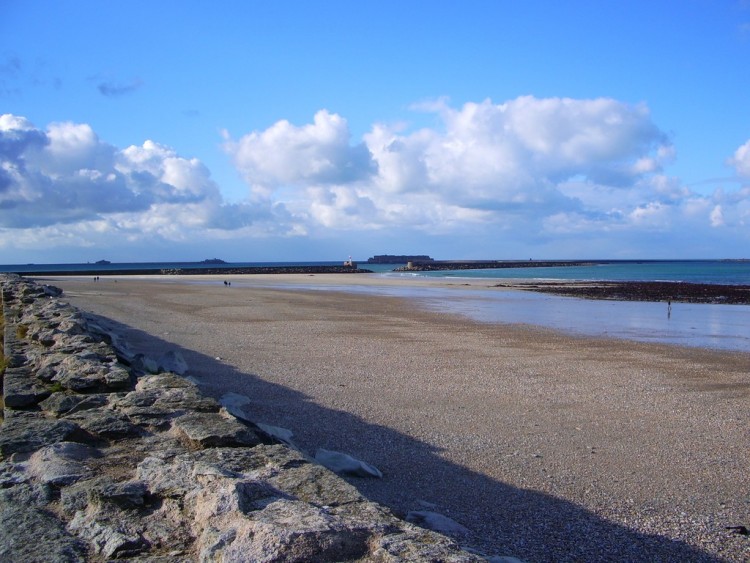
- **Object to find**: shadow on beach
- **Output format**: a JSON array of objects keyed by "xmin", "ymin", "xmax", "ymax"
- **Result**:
[{"xmin": 78, "ymin": 310, "xmax": 729, "ymax": 563}]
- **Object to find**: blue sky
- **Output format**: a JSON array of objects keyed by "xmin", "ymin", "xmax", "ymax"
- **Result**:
[{"xmin": 2, "ymin": 0, "xmax": 750, "ymax": 263}]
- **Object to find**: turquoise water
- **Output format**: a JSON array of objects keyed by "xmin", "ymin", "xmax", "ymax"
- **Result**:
[
  {"xmin": 4, "ymin": 260, "xmax": 750, "ymax": 284},
  {"xmin": 377, "ymin": 261, "xmax": 750, "ymax": 285}
]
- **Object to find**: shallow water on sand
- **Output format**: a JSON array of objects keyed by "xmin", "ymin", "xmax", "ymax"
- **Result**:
[
  {"xmin": 236, "ymin": 281, "xmax": 750, "ymax": 352},
  {"xmin": 412, "ymin": 288, "xmax": 750, "ymax": 352}
]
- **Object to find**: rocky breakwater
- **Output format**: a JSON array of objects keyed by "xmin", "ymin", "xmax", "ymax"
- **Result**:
[
  {"xmin": 511, "ymin": 280, "xmax": 750, "ymax": 304},
  {"xmin": 394, "ymin": 261, "xmax": 597, "ymax": 272},
  {"xmin": 0, "ymin": 274, "xmax": 500, "ymax": 562}
]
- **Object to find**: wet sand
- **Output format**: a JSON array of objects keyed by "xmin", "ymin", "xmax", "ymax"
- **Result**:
[{"xmin": 41, "ymin": 274, "xmax": 750, "ymax": 562}]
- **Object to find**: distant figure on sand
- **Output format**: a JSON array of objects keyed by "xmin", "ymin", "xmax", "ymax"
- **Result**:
[{"xmin": 667, "ymin": 299, "xmax": 672, "ymax": 319}]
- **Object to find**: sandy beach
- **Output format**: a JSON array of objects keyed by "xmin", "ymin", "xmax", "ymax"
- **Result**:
[{"xmin": 39, "ymin": 274, "xmax": 750, "ymax": 562}]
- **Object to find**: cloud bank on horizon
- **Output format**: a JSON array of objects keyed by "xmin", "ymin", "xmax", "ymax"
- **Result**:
[{"xmin": 2, "ymin": 98, "xmax": 749, "ymax": 261}]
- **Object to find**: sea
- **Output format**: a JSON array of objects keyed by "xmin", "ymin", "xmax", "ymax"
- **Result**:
[
  {"xmin": 3, "ymin": 259, "xmax": 750, "ymax": 352},
  {"xmin": 375, "ymin": 260, "xmax": 750, "ymax": 352},
  {"xmin": 3, "ymin": 259, "xmax": 750, "ymax": 284}
]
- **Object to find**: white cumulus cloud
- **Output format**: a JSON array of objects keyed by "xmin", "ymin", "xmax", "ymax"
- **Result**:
[
  {"xmin": 367, "ymin": 97, "xmax": 671, "ymax": 207},
  {"xmin": 219, "ymin": 98, "xmax": 750, "ymax": 256},
  {"xmin": 223, "ymin": 110, "xmax": 375, "ymax": 198},
  {"xmin": 0, "ymin": 114, "xmax": 291, "ymax": 240},
  {"xmin": 224, "ymin": 97, "xmax": 678, "ymax": 234},
  {"xmin": 728, "ymin": 139, "xmax": 750, "ymax": 178},
  {"xmin": 4, "ymin": 102, "xmax": 750, "ymax": 261}
]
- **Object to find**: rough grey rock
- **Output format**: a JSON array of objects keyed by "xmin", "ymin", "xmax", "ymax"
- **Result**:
[
  {"xmin": 65, "ymin": 409, "xmax": 143, "ymax": 439},
  {"xmin": 221, "ymin": 392, "xmax": 301, "ymax": 448},
  {"xmin": 91, "ymin": 479, "xmax": 149, "ymax": 509},
  {"xmin": 86, "ymin": 319, "xmax": 135, "ymax": 363},
  {"xmin": 131, "ymin": 352, "xmax": 160, "ymax": 374},
  {"xmin": 136, "ymin": 455, "xmax": 201, "ymax": 498},
  {"xmin": 0, "ymin": 484, "xmax": 87, "ymax": 562},
  {"xmin": 2, "ymin": 366, "xmax": 51, "ymax": 407},
  {"xmin": 0, "ymin": 459, "xmax": 30, "ymax": 488},
  {"xmin": 42, "ymin": 284, "xmax": 63, "ymax": 297},
  {"xmin": 40, "ymin": 392, "xmax": 109, "ymax": 415},
  {"xmin": 27, "ymin": 442, "xmax": 101, "ymax": 486},
  {"xmin": 170, "ymin": 410, "xmax": 263, "ymax": 449},
  {"xmin": 315, "ymin": 448, "xmax": 384, "ymax": 478},
  {"xmin": 52, "ymin": 355, "xmax": 131, "ymax": 392},
  {"xmin": 68, "ymin": 508, "xmax": 149, "ymax": 559},
  {"xmin": 0, "ymin": 417, "xmax": 91, "ymax": 459},
  {"xmin": 110, "ymin": 387, "xmax": 219, "ymax": 430},
  {"xmin": 257, "ymin": 422, "xmax": 295, "ymax": 446},
  {"xmin": 158, "ymin": 350, "xmax": 188, "ymax": 375},
  {"xmin": 137, "ymin": 371, "xmax": 200, "ymax": 391},
  {"xmin": 212, "ymin": 499, "xmax": 374, "ymax": 562},
  {"xmin": 370, "ymin": 527, "xmax": 484, "ymax": 562},
  {"xmin": 219, "ymin": 391, "xmax": 252, "ymax": 418},
  {"xmin": 110, "ymin": 374, "xmax": 220, "ymax": 429},
  {"xmin": 263, "ymin": 451, "xmax": 366, "ymax": 507},
  {"xmin": 406, "ymin": 510, "xmax": 471, "ymax": 536}
]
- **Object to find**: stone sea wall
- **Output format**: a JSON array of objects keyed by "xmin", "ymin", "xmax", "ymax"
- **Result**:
[
  {"xmin": 394, "ymin": 260, "xmax": 597, "ymax": 272},
  {"xmin": 0, "ymin": 274, "xmax": 501, "ymax": 562}
]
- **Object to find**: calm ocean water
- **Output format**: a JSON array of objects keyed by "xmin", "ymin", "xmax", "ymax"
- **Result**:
[
  {"xmin": 4, "ymin": 259, "xmax": 749, "ymax": 284},
  {"xmin": 376, "ymin": 260, "xmax": 750, "ymax": 284}
]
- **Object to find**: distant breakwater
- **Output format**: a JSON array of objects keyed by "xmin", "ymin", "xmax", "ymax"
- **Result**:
[
  {"xmin": 395, "ymin": 260, "xmax": 599, "ymax": 271},
  {"xmin": 12, "ymin": 265, "xmax": 374, "ymax": 277}
]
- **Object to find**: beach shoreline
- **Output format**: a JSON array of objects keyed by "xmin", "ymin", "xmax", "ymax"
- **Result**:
[
  {"xmin": 35, "ymin": 272, "xmax": 750, "ymax": 352},
  {"xmin": 28, "ymin": 270, "xmax": 750, "ymax": 303},
  {"xmin": 35, "ymin": 274, "xmax": 750, "ymax": 561}
]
